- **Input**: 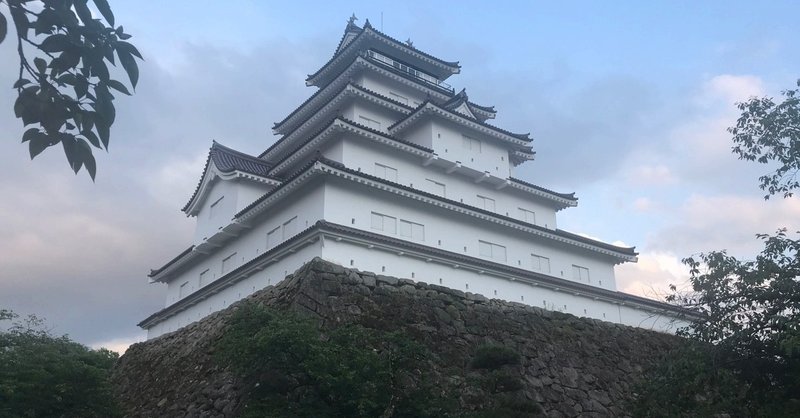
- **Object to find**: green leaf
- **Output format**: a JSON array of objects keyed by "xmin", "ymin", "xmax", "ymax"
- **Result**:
[
  {"xmin": 96, "ymin": 119, "xmax": 110, "ymax": 149},
  {"xmin": 81, "ymin": 130, "xmax": 101, "ymax": 148},
  {"xmin": 92, "ymin": 0, "xmax": 115, "ymax": 27},
  {"xmin": 40, "ymin": 34, "xmax": 71, "ymax": 53},
  {"xmin": 73, "ymin": 0, "xmax": 93, "ymax": 25},
  {"xmin": 34, "ymin": 57, "xmax": 47, "ymax": 74},
  {"xmin": 22, "ymin": 128, "xmax": 41, "ymax": 143},
  {"xmin": 13, "ymin": 79, "xmax": 32, "ymax": 89},
  {"xmin": 116, "ymin": 41, "xmax": 142, "ymax": 59},
  {"xmin": 61, "ymin": 134, "xmax": 82, "ymax": 173},
  {"xmin": 9, "ymin": 5, "xmax": 30, "ymax": 40},
  {"xmin": 117, "ymin": 50, "xmax": 139, "ymax": 89},
  {"xmin": 77, "ymin": 138, "xmax": 96, "ymax": 180},
  {"xmin": 0, "ymin": 11, "xmax": 7, "ymax": 44},
  {"xmin": 29, "ymin": 132, "xmax": 54, "ymax": 159},
  {"xmin": 34, "ymin": 8, "xmax": 58, "ymax": 35},
  {"xmin": 106, "ymin": 79, "xmax": 130, "ymax": 95}
]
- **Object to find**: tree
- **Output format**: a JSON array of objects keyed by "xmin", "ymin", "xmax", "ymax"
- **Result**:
[
  {"xmin": 633, "ymin": 79, "xmax": 800, "ymax": 415},
  {"xmin": 0, "ymin": 309, "xmax": 120, "ymax": 417},
  {"xmin": 731, "ymin": 79, "xmax": 800, "ymax": 199},
  {"xmin": 0, "ymin": 0, "xmax": 141, "ymax": 180}
]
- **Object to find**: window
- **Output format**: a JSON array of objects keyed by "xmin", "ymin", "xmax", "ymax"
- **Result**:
[
  {"xmin": 399, "ymin": 220, "xmax": 425, "ymax": 241},
  {"xmin": 282, "ymin": 217, "xmax": 297, "ymax": 239},
  {"xmin": 531, "ymin": 254, "xmax": 551, "ymax": 273},
  {"xmin": 371, "ymin": 212, "xmax": 396, "ymax": 234},
  {"xmin": 374, "ymin": 163, "xmax": 398, "ymax": 182},
  {"xmin": 477, "ymin": 195, "xmax": 496, "ymax": 211},
  {"xmin": 209, "ymin": 196, "xmax": 224, "ymax": 218},
  {"xmin": 179, "ymin": 281, "xmax": 190, "ymax": 298},
  {"xmin": 462, "ymin": 135, "xmax": 481, "ymax": 152},
  {"xmin": 389, "ymin": 91, "xmax": 409, "ymax": 105},
  {"xmin": 221, "ymin": 252, "xmax": 237, "ymax": 274},
  {"xmin": 519, "ymin": 208, "xmax": 536, "ymax": 224},
  {"xmin": 478, "ymin": 240, "xmax": 507, "ymax": 262},
  {"xmin": 426, "ymin": 179, "xmax": 446, "ymax": 197},
  {"xmin": 199, "ymin": 269, "xmax": 210, "ymax": 286},
  {"xmin": 572, "ymin": 265, "xmax": 590, "ymax": 283},
  {"xmin": 358, "ymin": 115, "xmax": 381, "ymax": 130},
  {"xmin": 266, "ymin": 226, "xmax": 280, "ymax": 249}
]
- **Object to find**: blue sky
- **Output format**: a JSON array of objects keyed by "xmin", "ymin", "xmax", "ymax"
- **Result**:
[{"xmin": 0, "ymin": 1, "xmax": 798, "ymax": 352}]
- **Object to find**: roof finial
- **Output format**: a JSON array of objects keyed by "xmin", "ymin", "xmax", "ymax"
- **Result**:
[
  {"xmin": 363, "ymin": 18, "xmax": 372, "ymax": 29},
  {"xmin": 405, "ymin": 38, "xmax": 414, "ymax": 48},
  {"xmin": 348, "ymin": 13, "xmax": 358, "ymax": 25}
]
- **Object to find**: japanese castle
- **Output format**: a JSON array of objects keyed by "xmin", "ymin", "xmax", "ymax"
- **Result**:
[{"xmin": 140, "ymin": 17, "xmax": 690, "ymax": 338}]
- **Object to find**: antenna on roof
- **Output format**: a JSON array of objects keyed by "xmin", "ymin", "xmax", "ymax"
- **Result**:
[{"xmin": 381, "ymin": 12, "xmax": 383, "ymax": 31}]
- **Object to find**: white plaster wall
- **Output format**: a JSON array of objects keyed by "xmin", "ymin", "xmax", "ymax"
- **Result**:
[
  {"xmin": 322, "ymin": 178, "xmax": 617, "ymax": 290},
  {"xmin": 193, "ymin": 179, "xmax": 275, "ymax": 244},
  {"xmin": 428, "ymin": 119, "xmax": 511, "ymax": 178},
  {"xmin": 164, "ymin": 182, "xmax": 326, "ymax": 307},
  {"xmin": 321, "ymin": 240, "xmax": 684, "ymax": 333},
  {"xmin": 234, "ymin": 180, "xmax": 274, "ymax": 214},
  {"xmin": 399, "ymin": 121, "xmax": 434, "ymax": 149},
  {"xmin": 147, "ymin": 242, "xmax": 323, "ymax": 339},
  {"xmin": 356, "ymin": 73, "xmax": 426, "ymax": 107},
  {"xmin": 193, "ymin": 180, "xmax": 239, "ymax": 244},
  {"xmin": 337, "ymin": 136, "xmax": 559, "ymax": 229}
]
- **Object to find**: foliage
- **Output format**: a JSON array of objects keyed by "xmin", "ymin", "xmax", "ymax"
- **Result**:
[
  {"xmin": 470, "ymin": 344, "xmax": 520, "ymax": 370},
  {"xmin": 633, "ymin": 230, "xmax": 800, "ymax": 415},
  {"xmin": 630, "ymin": 343, "xmax": 752, "ymax": 417},
  {"xmin": 0, "ymin": 309, "xmax": 120, "ymax": 418},
  {"xmin": 731, "ymin": 79, "xmax": 800, "ymax": 199},
  {"xmin": 0, "ymin": 0, "xmax": 142, "ymax": 180},
  {"xmin": 215, "ymin": 303, "xmax": 453, "ymax": 418}
]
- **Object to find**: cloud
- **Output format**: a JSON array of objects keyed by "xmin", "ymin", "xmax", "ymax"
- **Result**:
[
  {"xmin": 651, "ymin": 194, "xmax": 800, "ymax": 257},
  {"xmin": 0, "ymin": 37, "xmax": 318, "ymax": 345},
  {"xmin": 616, "ymin": 251, "xmax": 689, "ymax": 300}
]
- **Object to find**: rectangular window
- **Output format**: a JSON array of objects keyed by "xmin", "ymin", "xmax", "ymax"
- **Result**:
[
  {"xmin": 266, "ymin": 226, "xmax": 280, "ymax": 249},
  {"xmin": 199, "ymin": 269, "xmax": 210, "ymax": 287},
  {"xmin": 282, "ymin": 216, "xmax": 297, "ymax": 239},
  {"xmin": 374, "ymin": 163, "xmax": 398, "ymax": 182},
  {"xmin": 519, "ymin": 208, "xmax": 536, "ymax": 224},
  {"xmin": 426, "ymin": 179, "xmax": 446, "ymax": 197},
  {"xmin": 477, "ymin": 195, "xmax": 496, "ymax": 211},
  {"xmin": 221, "ymin": 252, "xmax": 237, "ymax": 275},
  {"xmin": 572, "ymin": 265, "xmax": 590, "ymax": 283},
  {"xmin": 478, "ymin": 240, "xmax": 507, "ymax": 262},
  {"xmin": 389, "ymin": 91, "xmax": 409, "ymax": 105},
  {"xmin": 462, "ymin": 135, "xmax": 481, "ymax": 152},
  {"xmin": 179, "ymin": 281, "xmax": 190, "ymax": 299},
  {"xmin": 531, "ymin": 254, "xmax": 551, "ymax": 273},
  {"xmin": 370, "ymin": 212, "xmax": 396, "ymax": 234},
  {"xmin": 209, "ymin": 196, "xmax": 224, "ymax": 219},
  {"xmin": 358, "ymin": 115, "xmax": 381, "ymax": 130},
  {"xmin": 399, "ymin": 220, "xmax": 425, "ymax": 241}
]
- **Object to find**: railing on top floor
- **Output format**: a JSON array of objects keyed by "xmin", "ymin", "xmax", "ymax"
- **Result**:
[{"xmin": 365, "ymin": 50, "xmax": 454, "ymax": 94}]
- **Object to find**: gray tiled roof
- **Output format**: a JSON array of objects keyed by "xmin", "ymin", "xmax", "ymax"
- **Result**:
[
  {"xmin": 210, "ymin": 141, "xmax": 273, "ymax": 177},
  {"xmin": 182, "ymin": 142, "xmax": 278, "ymax": 213}
]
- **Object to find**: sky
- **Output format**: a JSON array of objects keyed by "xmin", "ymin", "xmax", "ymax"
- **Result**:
[{"xmin": 0, "ymin": 1, "xmax": 798, "ymax": 353}]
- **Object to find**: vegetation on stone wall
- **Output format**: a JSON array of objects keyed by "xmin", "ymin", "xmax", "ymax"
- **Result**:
[
  {"xmin": 0, "ymin": 309, "xmax": 120, "ymax": 418},
  {"xmin": 215, "ymin": 302, "xmax": 453, "ymax": 417},
  {"xmin": 215, "ymin": 302, "xmax": 542, "ymax": 417}
]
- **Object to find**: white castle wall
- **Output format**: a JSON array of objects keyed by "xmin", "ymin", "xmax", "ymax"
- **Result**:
[
  {"xmin": 320, "ymin": 239, "xmax": 685, "ymax": 333},
  {"xmin": 321, "ymin": 178, "xmax": 617, "ymax": 291},
  {"xmin": 164, "ymin": 182, "xmax": 326, "ymax": 307},
  {"xmin": 336, "ymin": 135, "xmax": 559, "ymax": 229},
  {"xmin": 147, "ymin": 242, "xmax": 322, "ymax": 339}
]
